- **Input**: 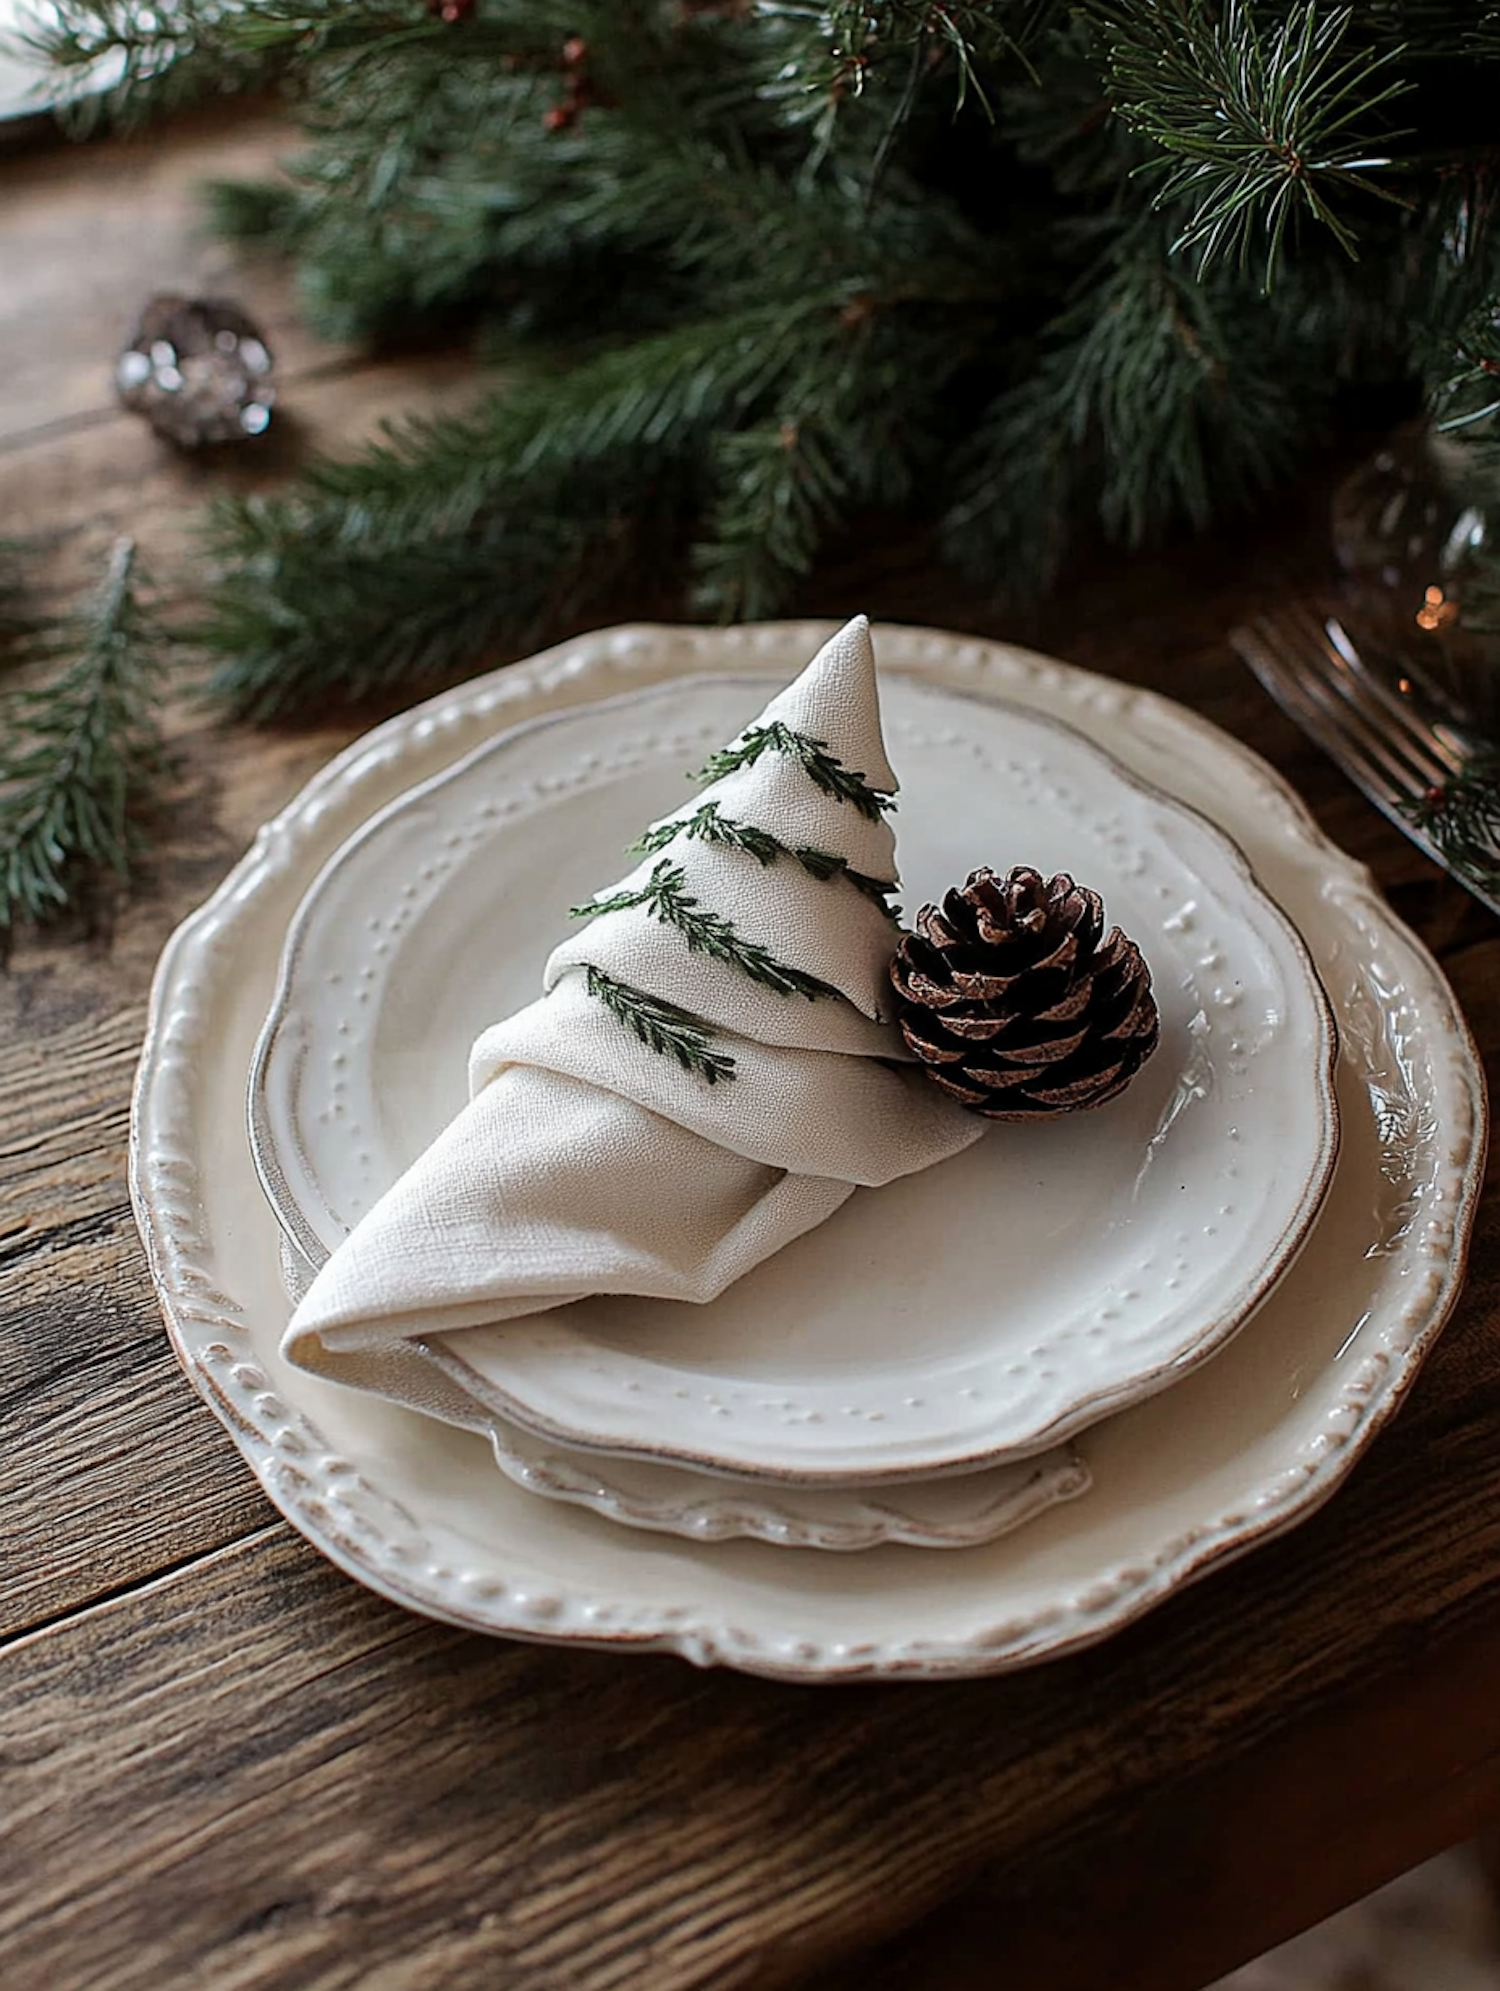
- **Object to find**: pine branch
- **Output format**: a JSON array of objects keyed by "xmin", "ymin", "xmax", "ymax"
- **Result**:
[
  {"xmin": 1401, "ymin": 750, "xmax": 1500, "ymax": 898},
  {"xmin": 694, "ymin": 723, "xmax": 894, "ymax": 820},
  {"xmin": 689, "ymin": 417, "xmax": 850, "ymax": 623},
  {"xmin": 631, "ymin": 800, "xmax": 898, "ymax": 914},
  {"xmin": 25, "ymin": 0, "xmax": 422, "ymax": 133},
  {"xmin": 570, "ymin": 859, "xmax": 840, "ymax": 1001},
  {"xmin": 945, "ymin": 222, "xmax": 1317, "ymax": 598},
  {"xmin": 760, "ymin": 0, "xmax": 1058, "ymax": 145},
  {"xmin": 582, "ymin": 965, "xmax": 736, "ymax": 1084},
  {"xmin": 0, "ymin": 540, "xmax": 170, "ymax": 929},
  {"xmin": 1096, "ymin": 0, "xmax": 1412, "ymax": 283}
]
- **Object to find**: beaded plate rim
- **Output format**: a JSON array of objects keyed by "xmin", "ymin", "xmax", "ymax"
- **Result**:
[
  {"xmin": 129, "ymin": 620, "xmax": 1488, "ymax": 1679},
  {"xmin": 247, "ymin": 670, "xmax": 1341, "ymax": 1483}
]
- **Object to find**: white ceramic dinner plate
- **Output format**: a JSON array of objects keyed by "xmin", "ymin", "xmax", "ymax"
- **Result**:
[
  {"xmin": 269, "ymin": 1233, "xmax": 1092, "ymax": 1553},
  {"xmin": 250, "ymin": 674, "xmax": 1339, "ymax": 1482},
  {"xmin": 131, "ymin": 621, "xmax": 1486, "ymax": 1679}
]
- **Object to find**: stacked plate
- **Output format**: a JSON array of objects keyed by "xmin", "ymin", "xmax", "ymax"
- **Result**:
[{"xmin": 131, "ymin": 621, "xmax": 1487, "ymax": 1680}]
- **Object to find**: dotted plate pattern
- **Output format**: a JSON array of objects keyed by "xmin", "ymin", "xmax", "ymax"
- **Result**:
[
  {"xmin": 130, "ymin": 622, "xmax": 1488, "ymax": 1680},
  {"xmin": 252, "ymin": 673, "xmax": 1340, "ymax": 1482},
  {"xmin": 269, "ymin": 1231, "xmax": 1093, "ymax": 1552}
]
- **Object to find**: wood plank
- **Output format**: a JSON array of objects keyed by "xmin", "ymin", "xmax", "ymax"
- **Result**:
[
  {"xmin": 0, "ymin": 106, "xmax": 349, "ymax": 445},
  {"xmin": 789, "ymin": 1614, "xmax": 1500, "ymax": 1991},
  {"xmin": 0, "ymin": 349, "xmax": 492, "ymax": 599},
  {"xmin": 5, "ymin": 1321, "xmax": 1500, "ymax": 1991}
]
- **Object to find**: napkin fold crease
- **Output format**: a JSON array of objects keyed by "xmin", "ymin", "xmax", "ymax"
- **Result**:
[{"xmin": 282, "ymin": 616, "xmax": 983, "ymax": 1415}]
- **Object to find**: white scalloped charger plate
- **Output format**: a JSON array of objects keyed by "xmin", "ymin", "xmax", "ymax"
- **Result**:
[
  {"xmin": 249, "ymin": 674, "xmax": 1339, "ymax": 1482},
  {"xmin": 268, "ymin": 1232, "xmax": 1091, "ymax": 1552},
  {"xmin": 131, "ymin": 622, "xmax": 1487, "ymax": 1679}
]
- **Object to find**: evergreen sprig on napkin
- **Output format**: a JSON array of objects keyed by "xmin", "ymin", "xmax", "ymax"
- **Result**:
[{"xmin": 569, "ymin": 703, "xmax": 899, "ymax": 1081}]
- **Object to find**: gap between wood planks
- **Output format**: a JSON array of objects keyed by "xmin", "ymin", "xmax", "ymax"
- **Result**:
[{"xmin": 0, "ymin": 1521, "xmax": 289, "ymax": 1656}]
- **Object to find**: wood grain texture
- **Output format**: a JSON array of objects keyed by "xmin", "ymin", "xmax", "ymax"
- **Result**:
[
  {"xmin": 0, "ymin": 105, "xmax": 346, "ymax": 445},
  {"xmin": 2, "ymin": 106, "xmax": 1499, "ymax": 1991}
]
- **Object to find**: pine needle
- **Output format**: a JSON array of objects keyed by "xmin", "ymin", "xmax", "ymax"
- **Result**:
[
  {"xmin": 0, "ymin": 540, "xmax": 170, "ymax": 930},
  {"xmin": 1099, "ymin": 0, "xmax": 1412, "ymax": 285},
  {"xmin": 694, "ymin": 724, "xmax": 894, "ymax": 821},
  {"xmin": 582, "ymin": 966, "xmax": 737, "ymax": 1084},
  {"xmin": 571, "ymin": 859, "xmax": 841, "ymax": 1002},
  {"xmin": 631, "ymin": 801, "xmax": 899, "ymax": 914}
]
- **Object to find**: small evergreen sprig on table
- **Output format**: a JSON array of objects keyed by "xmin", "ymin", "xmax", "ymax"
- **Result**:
[
  {"xmin": 582, "ymin": 967, "xmax": 738, "ymax": 1085},
  {"xmin": 572, "ymin": 859, "xmax": 841, "ymax": 1003},
  {"xmin": 631, "ymin": 801, "xmax": 899, "ymax": 915},
  {"xmin": 1403, "ymin": 752, "xmax": 1500, "ymax": 903},
  {"xmin": 0, "ymin": 540, "xmax": 171, "ymax": 931}
]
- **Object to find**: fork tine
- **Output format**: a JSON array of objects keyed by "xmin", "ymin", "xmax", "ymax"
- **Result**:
[
  {"xmin": 1232, "ymin": 610, "xmax": 1500, "ymax": 919},
  {"xmin": 1268, "ymin": 604, "xmax": 1464, "ymax": 785},
  {"xmin": 1313, "ymin": 615, "xmax": 1467, "ymax": 780},
  {"xmin": 1267, "ymin": 608, "xmax": 1458, "ymax": 790},
  {"xmin": 1243, "ymin": 617, "xmax": 1443, "ymax": 799}
]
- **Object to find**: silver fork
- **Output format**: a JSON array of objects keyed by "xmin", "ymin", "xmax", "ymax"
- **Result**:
[{"xmin": 1231, "ymin": 602, "xmax": 1500, "ymax": 918}]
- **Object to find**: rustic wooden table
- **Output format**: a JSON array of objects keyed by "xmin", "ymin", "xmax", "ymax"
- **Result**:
[{"xmin": 3, "ymin": 110, "xmax": 1499, "ymax": 1991}]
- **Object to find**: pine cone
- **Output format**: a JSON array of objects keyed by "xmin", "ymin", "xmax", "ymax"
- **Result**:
[{"xmin": 889, "ymin": 866, "xmax": 1159, "ymax": 1119}]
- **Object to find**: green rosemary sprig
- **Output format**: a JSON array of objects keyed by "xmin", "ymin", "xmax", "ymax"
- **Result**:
[
  {"xmin": 571, "ymin": 858, "xmax": 840, "ymax": 1001},
  {"xmin": 630, "ymin": 800, "xmax": 899, "ymax": 916},
  {"xmin": 582, "ymin": 966, "xmax": 737, "ymax": 1084},
  {"xmin": 0, "ymin": 539, "xmax": 170, "ymax": 930},
  {"xmin": 693, "ymin": 723, "xmax": 894, "ymax": 822},
  {"xmin": 1401, "ymin": 752, "xmax": 1500, "ymax": 899}
]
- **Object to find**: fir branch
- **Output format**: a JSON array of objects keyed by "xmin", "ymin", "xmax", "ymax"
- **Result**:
[
  {"xmin": 582, "ymin": 966, "xmax": 737, "ymax": 1084},
  {"xmin": 25, "ymin": 0, "xmax": 420, "ymax": 133},
  {"xmin": 631, "ymin": 800, "xmax": 898, "ymax": 913},
  {"xmin": 761, "ymin": 0, "xmax": 1056, "ymax": 137},
  {"xmin": 1401, "ymin": 750, "xmax": 1500, "ymax": 898},
  {"xmin": 689, "ymin": 417, "xmax": 850, "ymax": 623},
  {"xmin": 694, "ymin": 723, "xmax": 894, "ymax": 820},
  {"xmin": 1097, "ymin": 0, "xmax": 1412, "ymax": 282},
  {"xmin": 945, "ymin": 224, "xmax": 1316, "ymax": 598},
  {"xmin": 0, "ymin": 540, "xmax": 169, "ymax": 929},
  {"xmin": 570, "ymin": 859, "xmax": 840, "ymax": 1001}
]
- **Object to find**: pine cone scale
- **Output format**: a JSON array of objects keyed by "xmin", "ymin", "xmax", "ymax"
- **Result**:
[{"xmin": 890, "ymin": 866, "xmax": 1160, "ymax": 1120}]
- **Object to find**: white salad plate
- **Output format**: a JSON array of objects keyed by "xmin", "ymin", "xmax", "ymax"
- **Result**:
[
  {"xmin": 269, "ymin": 1236, "xmax": 1089, "ymax": 1552},
  {"xmin": 249, "ymin": 672, "xmax": 1340, "ymax": 1482},
  {"xmin": 293, "ymin": 1232, "xmax": 1093, "ymax": 1552},
  {"xmin": 131, "ymin": 621, "xmax": 1486, "ymax": 1680}
]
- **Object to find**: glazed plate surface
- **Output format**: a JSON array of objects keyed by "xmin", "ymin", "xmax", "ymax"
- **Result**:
[
  {"xmin": 251, "ymin": 673, "xmax": 1339, "ymax": 1480},
  {"xmin": 131, "ymin": 621, "xmax": 1486, "ymax": 1678}
]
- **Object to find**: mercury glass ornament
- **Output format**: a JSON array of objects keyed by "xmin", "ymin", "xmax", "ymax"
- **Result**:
[{"xmin": 115, "ymin": 295, "xmax": 276, "ymax": 448}]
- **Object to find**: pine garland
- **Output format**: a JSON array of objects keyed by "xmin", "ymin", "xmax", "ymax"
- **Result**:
[
  {"xmin": 631, "ymin": 800, "xmax": 899, "ymax": 914},
  {"xmin": 694, "ymin": 724, "xmax": 894, "ymax": 821},
  {"xmin": 19, "ymin": 0, "xmax": 1500, "ymax": 900},
  {"xmin": 582, "ymin": 966, "xmax": 738, "ymax": 1084},
  {"xmin": 0, "ymin": 540, "xmax": 170, "ymax": 930},
  {"xmin": 571, "ymin": 858, "xmax": 841, "ymax": 1002}
]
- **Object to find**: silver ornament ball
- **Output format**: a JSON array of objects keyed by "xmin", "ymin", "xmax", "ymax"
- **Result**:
[{"xmin": 115, "ymin": 294, "xmax": 276, "ymax": 448}]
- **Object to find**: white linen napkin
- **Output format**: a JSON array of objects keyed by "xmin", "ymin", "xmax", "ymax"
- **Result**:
[{"xmin": 282, "ymin": 617, "xmax": 983, "ymax": 1411}]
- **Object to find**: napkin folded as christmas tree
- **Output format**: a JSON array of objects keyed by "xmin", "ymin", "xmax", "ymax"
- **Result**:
[{"xmin": 283, "ymin": 618, "xmax": 983, "ymax": 1415}]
